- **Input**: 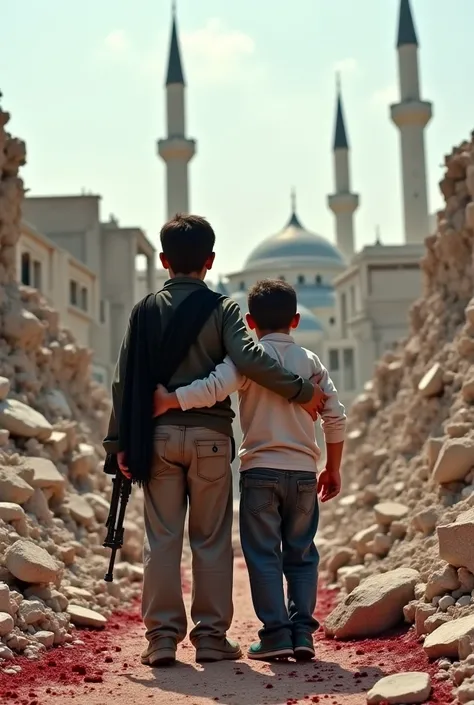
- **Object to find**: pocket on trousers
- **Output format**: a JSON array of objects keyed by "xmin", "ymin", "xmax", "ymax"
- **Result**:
[
  {"xmin": 195, "ymin": 439, "xmax": 229, "ymax": 482},
  {"xmin": 152, "ymin": 433, "xmax": 170, "ymax": 476},
  {"xmin": 296, "ymin": 478, "xmax": 317, "ymax": 515},
  {"xmin": 243, "ymin": 477, "xmax": 278, "ymax": 516}
]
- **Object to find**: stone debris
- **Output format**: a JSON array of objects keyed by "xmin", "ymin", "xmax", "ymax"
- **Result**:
[
  {"xmin": 366, "ymin": 672, "xmax": 431, "ymax": 704},
  {"xmin": 0, "ymin": 99, "xmax": 145, "ymax": 667},
  {"xmin": 317, "ymin": 132, "xmax": 474, "ymax": 695},
  {"xmin": 324, "ymin": 568, "xmax": 419, "ymax": 639}
]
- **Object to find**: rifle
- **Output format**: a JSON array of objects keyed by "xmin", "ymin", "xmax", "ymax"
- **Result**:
[{"xmin": 103, "ymin": 454, "xmax": 132, "ymax": 582}]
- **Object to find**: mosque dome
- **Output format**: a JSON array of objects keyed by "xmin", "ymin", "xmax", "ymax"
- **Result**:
[{"xmin": 245, "ymin": 193, "xmax": 346, "ymax": 271}]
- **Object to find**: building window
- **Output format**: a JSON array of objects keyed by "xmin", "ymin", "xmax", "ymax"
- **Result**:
[
  {"xmin": 343, "ymin": 348, "xmax": 356, "ymax": 391},
  {"xmin": 297, "ymin": 274, "xmax": 305, "ymax": 285},
  {"xmin": 100, "ymin": 299, "xmax": 106, "ymax": 323},
  {"xmin": 239, "ymin": 281, "xmax": 245, "ymax": 291},
  {"xmin": 350, "ymin": 285, "xmax": 356, "ymax": 315},
  {"xmin": 69, "ymin": 280, "xmax": 78, "ymax": 306},
  {"xmin": 329, "ymin": 316, "xmax": 335, "ymax": 326},
  {"xmin": 80, "ymin": 286, "xmax": 88, "ymax": 311},
  {"xmin": 328, "ymin": 349, "xmax": 341, "ymax": 391},
  {"xmin": 340, "ymin": 292, "xmax": 347, "ymax": 338},
  {"xmin": 21, "ymin": 252, "xmax": 31, "ymax": 286},
  {"xmin": 315, "ymin": 275, "xmax": 322, "ymax": 285},
  {"xmin": 33, "ymin": 260, "xmax": 42, "ymax": 290}
]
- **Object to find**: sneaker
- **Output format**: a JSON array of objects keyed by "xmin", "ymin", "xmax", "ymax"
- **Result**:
[
  {"xmin": 247, "ymin": 640, "xmax": 294, "ymax": 661},
  {"xmin": 141, "ymin": 638, "xmax": 177, "ymax": 667},
  {"xmin": 293, "ymin": 633, "xmax": 315, "ymax": 661},
  {"xmin": 195, "ymin": 637, "xmax": 242, "ymax": 663}
]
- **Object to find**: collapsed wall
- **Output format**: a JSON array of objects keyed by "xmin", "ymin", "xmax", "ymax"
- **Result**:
[
  {"xmin": 319, "ymin": 132, "xmax": 474, "ymax": 695},
  {"xmin": 0, "ymin": 103, "xmax": 145, "ymax": 664}
]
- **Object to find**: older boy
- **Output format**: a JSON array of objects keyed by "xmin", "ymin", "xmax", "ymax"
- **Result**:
[{"xmin": 154, "ymin": 279, "xmax": 346, "ymax": 662}]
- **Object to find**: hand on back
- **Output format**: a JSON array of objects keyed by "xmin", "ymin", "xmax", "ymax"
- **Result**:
[
  {"xmin": 153, "ymin": 384, "xmax": 172, "ymax": 417},
  {"xmin": 299, "ymin": 379, "xmax": 329, "ymax": 421}
]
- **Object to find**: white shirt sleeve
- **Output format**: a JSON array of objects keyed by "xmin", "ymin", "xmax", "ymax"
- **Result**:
[
  {"xmin": 175, "ymin": 356, "xmax": 245, "ymax": 411},
  {"xmin": 309, "ymin": 353, "xmax": 347, "ymax": 444}
]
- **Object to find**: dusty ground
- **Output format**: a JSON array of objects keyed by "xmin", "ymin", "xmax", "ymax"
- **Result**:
[{"xmin": 0, "ymin": 557, "xmax": 454, "ymax": 705}]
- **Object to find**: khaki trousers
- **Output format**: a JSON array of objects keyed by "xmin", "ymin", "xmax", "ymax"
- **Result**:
[{"xmin": 142, "ymin": 425, "xmax": 234, "ymax": 646}]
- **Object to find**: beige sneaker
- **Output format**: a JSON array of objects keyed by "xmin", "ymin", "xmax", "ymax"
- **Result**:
[
  {"xmin": 195, "ymin": 637, "xmax": 242, "ymax": 663},
  {"xmin": 141, "ymin": 637, "xmax": 177, "ymax": 667}
]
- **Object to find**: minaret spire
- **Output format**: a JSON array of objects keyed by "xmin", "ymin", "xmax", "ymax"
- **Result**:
[
  {"xmin": 158, "ymin": 4, "xmax": 196, "ymax": 219},
  {"xmin": 391, "ymin": 0, "xmax": 431, "ymax": 243},
  {"xmin": 327, "ymin": 76, "xmax": 359, "ymax": 261}
]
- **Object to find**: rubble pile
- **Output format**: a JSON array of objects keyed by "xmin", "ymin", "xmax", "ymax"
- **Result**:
[
  {"xmin": 319, "ymin": 132, "xmax": 474, "ymax": 701},
  {"xmin": 0, "ymin": 105, "xmax": 145, "ymax": 667}
]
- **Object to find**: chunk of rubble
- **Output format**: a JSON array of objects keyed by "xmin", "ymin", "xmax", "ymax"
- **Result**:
[
  {"xmin": 374, "ymin": 501, "xmax": 409, "ymax": 525},
  {"xmin": 418, "ymin": 363, "xmax": 444, "ymax": 398},
  {"xmin": 5, "ymin": 540, "xmax": 61, "ymax": 584},
  {"xmin": 366, "ymin": 672, "xmax": 431, "ymax": 704},
  {"xmin": 67, "ymin": 604, "xmax": 107, "ymax": 628},
  {"xmin": 432, "ymin": 438, "xmax": 474, "ymax": 484},
  {"xmin": 437, "ymin": 508, "xmax": 474, "ymax": 573},
  {"xmin": 324, "ymin": 568, "xmax": 419, "ymax": 639},
  {"xmin": 424, "ymin": 613, "xmax": 474, "ymax": 659},
  {"xmin": 0, "ymin": 399, "xmax": 52, "ymax": 441}
]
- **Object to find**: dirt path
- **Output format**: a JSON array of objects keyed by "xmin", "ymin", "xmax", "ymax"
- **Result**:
[{"xmin": 0, "ymin": 558, "xmax": 453, "ymax": 705}]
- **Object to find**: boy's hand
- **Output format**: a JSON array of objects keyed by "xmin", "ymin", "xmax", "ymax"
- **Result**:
[
  {"xmin": 300, "ymin": 382, "xmax": 329, "ymax": 421},
  {"xmin": 317, "ymin": 468, "xmax": 341, "ymax": 502},
  {"xmin": 153, "ymin": 384, "xmax": 172, "ymax": 417},
  {"xmin": 117, "ymin": 451, "xmax": 132, "ymax": 480}
]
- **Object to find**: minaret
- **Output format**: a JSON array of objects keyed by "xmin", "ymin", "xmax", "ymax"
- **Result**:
[
  {"xmin": 390, "ymin": 0, "xmax": 432, "ymax": 244},
  {"xmin": 327, "ymin": 76, "xmax": 359, "ymax": 261},
  {"xmin": 157, "ymin": 3, "xmax": 196, "ymax": 219}
]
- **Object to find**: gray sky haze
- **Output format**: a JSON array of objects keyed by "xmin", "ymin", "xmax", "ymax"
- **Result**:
[{"xmin": 2, "ymin": 0, "xmax": 473, "ymax": 276}]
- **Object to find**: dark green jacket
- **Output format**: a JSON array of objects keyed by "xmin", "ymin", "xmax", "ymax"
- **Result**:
[{"xmin": 103, "ymin": 277, "xmax": 313, "ymax": 454}]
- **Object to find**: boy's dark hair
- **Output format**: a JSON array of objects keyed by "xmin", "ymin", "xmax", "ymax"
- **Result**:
[
  {"xmin": 248, "ymin": 279, "xmax": 297, "ymax": 331},
  {"xmin": 160, "ymin": 214, "xmax": 216, "ymax": 274}
]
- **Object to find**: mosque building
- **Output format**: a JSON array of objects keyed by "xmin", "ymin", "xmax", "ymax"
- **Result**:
[{"xmin": 145, "ymin": 0, "xmax": 430, "ymax": 407}]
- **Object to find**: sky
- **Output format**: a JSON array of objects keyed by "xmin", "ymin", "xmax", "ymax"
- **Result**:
[{"xmin": 2, "ymin": 0, "xmax": 474, "ymax": 279}]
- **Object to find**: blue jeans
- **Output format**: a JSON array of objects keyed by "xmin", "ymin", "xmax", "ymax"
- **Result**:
[{"xmin": 239, "ymin": 468, "xmax": 320, "ymax": 644}]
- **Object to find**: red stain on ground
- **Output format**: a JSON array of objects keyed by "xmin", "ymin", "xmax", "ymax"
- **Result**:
[{"xmin": 0, "ymin": 573, "xmax": 453, "ymax": 704}]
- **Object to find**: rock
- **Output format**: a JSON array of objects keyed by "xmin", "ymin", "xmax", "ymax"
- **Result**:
[
  {"xmin": 0, "ymin": 583, "xmax": 11, "ymax": 614},
  {"xmin": 415, "ymin": 604, "xmax": 436, "ymax": 635},
  {"xmin": 0, "ymin": 377, "xmax": 10, "ymax": 401},
  {"xmin": 66, "ymin": 495, "xmax": 94, "ymax": 526},
  {"xmin": 426, "ymin": 437, "xmax": 445, "ymax": 472},
  {"xmin": 438, "ymin": 509, "xmax": 474, "ymax": 573},
  {"xmin": 0, "ymin": 645, "xmax": 14, "ymax": 660},
  {"xmin": 366, "ymin": 672, "xmax": 431, "ymax": 704},
  {"xmin": 26, "ymin": 457, "xmax": 65, "ymax": 500},
  {"xmin": 324, "ymin": 568, "xmax": 419, "ymax": 639},
  {"xmin": 412, "ymin": 508, "xmax": 438, "ymax": 535},
  {"xmin": 19, "ymin": 599, "xmax": 45, "ymax": 624},
  {"xmin": 0, "ymin": 612, "xmax": 14, "ymax": 636},
  {"xmin": 0, "ymin": 399, "xmax": 52, "ymax": 441},
  {"xmin": 5, "ymin": 540, "xmax": 61, "ymax": 584},
  {"xmin": 374, "ymin": 502, "xmax": 409, "ymax": 525},
  {"xmin": 34, "ymin": 630, "xmax": 55, "ymax": 647},
  {"xmin": 459, "ymin": 568, "xmax": 474, "ymax": 592},
  {"xmin": 44, "ymin": 431, "xmax": 68, "ymax": 462},
  {"xmin": 67, "ymin": 604, "xmax": 107, "ymax": 628},
  {"xmin": 432, "ymin": 438, "xmax": 474, "ymax": 484},
  {"xmin": 424, "ymin": 613, "xmax": 474, "ymax": 659},
  {"xmin": 418, "ymin": 363, "xmax": 444, "ymax": 398},
  {"xmin": 439, "ymin": 595, "xmax": 456, "ymax": 611},
  {"xmin": 44, "ymin": 390, "xmax": 71, "ymax": 418},
  {"xmin": 0, "ymin": 468, "xmax": 34, "ymax": 504},
  {"xmin": 462, "ymin": 377, "xmax": 474, "ymax": 404},
  {"xmin": 327, "ymin": 547, "xmax": 355, "ymax": 575},
  {"xmin": 351, "ymin": 524, "xmax": 379, "ymax": 554},
  {"xmin": 425, "ymin": 564, "xmax": 461, "ymax": 600},
  {"xmin": 0, "ymin": 501, "xmax": 25, "ymax": 522}
]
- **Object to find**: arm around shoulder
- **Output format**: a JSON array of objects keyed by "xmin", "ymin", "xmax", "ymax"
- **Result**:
[{"xmin": 222, "ymin": 299, "xmax": 313, "ymax": 402}]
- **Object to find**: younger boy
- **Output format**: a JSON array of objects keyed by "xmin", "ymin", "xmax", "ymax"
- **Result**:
[{"xmin": 154, "ymin": 279, "xmax": 346, "ymax": 662}]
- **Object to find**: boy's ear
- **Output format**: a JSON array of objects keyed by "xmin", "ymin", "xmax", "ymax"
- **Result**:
[
  {"xmin": 204, "ymin": 252, "xmax": 216, "ymax": 271},
  {"xmin": 290, "ymin": 312, "xmax": 301, "ymax": 329},
  {"xmin": 159, "ymin": 252, "xmax": 169, "ymax": 270},
  {"xmin": 246, "ymin": 313, "xmax": 257, "ymax": 330}
]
